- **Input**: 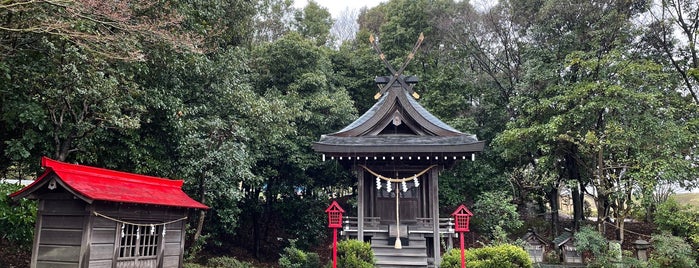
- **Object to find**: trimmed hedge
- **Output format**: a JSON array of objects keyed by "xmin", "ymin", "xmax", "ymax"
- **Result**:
[
  {"xmin": 278, "ymin": 244, "xmax": 321, "ymax": 268},
  {"xmin": 440, "ymin": 244, "xmax": 533, "ymax": 268},
  {"xmin": 207, "ymin": 256, "xmax": 256, "ymax": 268},
  {"xmin": 337, "ymin": 239, "xmax": 375, "ymax": 268}
]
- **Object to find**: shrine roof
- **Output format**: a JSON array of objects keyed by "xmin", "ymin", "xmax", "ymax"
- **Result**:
[
  {"xmin": 553, "ymin": 230, "xmax": 574, "ymax": 247},
  {"xmin": 10, "ymin": 157, "xmax": 208, "ymax": 209},
  {"xmin": 335, "ymin": 87, "xmax": 460, "ymax": 135},
  {"xmin": 313, "ymin": 83, "xmax": 484, "ymax": 155},
  {"xmin": 314, "ymin": 135, "xmax": 483, "ymax": 153}
]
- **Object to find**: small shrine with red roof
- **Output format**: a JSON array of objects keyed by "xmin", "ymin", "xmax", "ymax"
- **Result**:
[{"xmin": 11, "ymin": 157, "xmax": 208, "ymax": 268}]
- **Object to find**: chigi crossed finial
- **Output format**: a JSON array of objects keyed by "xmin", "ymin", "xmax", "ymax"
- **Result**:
[{"xmin": 369, "ymin": 32, "xmax": 424, "ymax": 100}]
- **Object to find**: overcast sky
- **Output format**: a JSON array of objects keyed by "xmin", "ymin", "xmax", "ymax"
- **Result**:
[{"xmin": 292, "ymin": 0, "xmax": 385, "ymax": 19}]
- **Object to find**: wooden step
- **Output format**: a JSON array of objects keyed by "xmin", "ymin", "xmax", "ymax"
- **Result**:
[
  {"xmin": 371, "ymin": 234, "xmax": 429, "ymax": 268},
  {"xmin": 376, "ymin": 259, "xmax": 428, "ymax": 267},
  {"xmin": 372, "ymin": 238, "xmax": 426, "ymax": 247}
]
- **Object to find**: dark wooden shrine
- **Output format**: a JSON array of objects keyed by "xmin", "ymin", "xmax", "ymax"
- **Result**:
[
  {"xmin": 11, "ymin": 157, "xmax": 208, "ymax": 268},
  {"xmin": 312, "ymin": 34, "xmax": 484, "ymax": 267}
]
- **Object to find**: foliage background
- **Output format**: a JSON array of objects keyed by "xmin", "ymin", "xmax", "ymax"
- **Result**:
[{"xmin": 1, "ymin": 0, "xmax": 699, "ymax": 266}]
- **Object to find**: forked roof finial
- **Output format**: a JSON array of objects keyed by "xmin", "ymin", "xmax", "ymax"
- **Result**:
[{"xmin": 369, "ymin": 32, "xmax": 424, "ymax": 100}]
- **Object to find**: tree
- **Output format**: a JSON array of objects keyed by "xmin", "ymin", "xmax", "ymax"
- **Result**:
[
  {"xmin": 235, "ymin": 32, "xmax": 357, "ymax": 257},
  {"xmin": 294, "ymin": 0, "xmax": 334, "ymax": 46},
  {"xmin": 470, "ymin": 191, "xmax": 523, "ymax": 240},
  {"xmin": 330, "ymin": 29, "xmax": 384, "ymax": 113},
  {"xmin": 645, "ymin": 0, "xmax": 699, "ymax": 105},
  {"xmin": 1, "ymin": 38, "xmax": 142, "ymax": 165},
  {"xmin": 0, "ymin": 0, "xmax": 257, "ymax": 176},
  {"xmin": 437, "ymin": 0, "xmax": 532, "ymax": 217},
  {"xmin": 0, "ymin": 0, "xmax": 198, "ymax": 60},
  {"xmin": 330, "ymin": 7, "xmax": 360, "ymax": 45},
  {"xmin": 490, "ymin": 1, "xmax": 697, "ymax": 239},
  {"xmin": 442, "ymin": 0, "xmax": 524, "ymax": 122},
  {"xmin": 252, "ymin": 0, "xmax": 296, "ymax": 44}
]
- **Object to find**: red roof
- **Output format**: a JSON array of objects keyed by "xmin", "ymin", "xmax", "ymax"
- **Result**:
[
  {"xmin": 10, "ymin": 157, "xmax": 208, "ymax": 209},
  {"xmin": 324, "ymin": 200, "xmax": 345, "ymax": 213},
  {"xmin": 450, "ymin": 204, "xmax": 473, "ymax": 217}
]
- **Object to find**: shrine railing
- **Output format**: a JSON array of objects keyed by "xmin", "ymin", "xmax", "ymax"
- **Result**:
[{"xmin": 341, "ymin": 216, "xmax": 455, "ymax": 235}]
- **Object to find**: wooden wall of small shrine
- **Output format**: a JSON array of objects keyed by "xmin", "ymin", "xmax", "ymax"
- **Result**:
[
  {"xmin": 32, "ymin": 191, "xmax": 85, "ymax": 268},
  {"xmin": 29, "ymin": 183, "xmax": 188, "ymax": 268},
  {"xmin": 86, "ymin": 202, "xmax": 187, "ymax": 268}
]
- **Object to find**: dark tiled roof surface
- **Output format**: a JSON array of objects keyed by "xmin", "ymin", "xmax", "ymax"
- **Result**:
[{"xmin": 317, "ymin": 134, "xmax": 479, "ymax": 146}]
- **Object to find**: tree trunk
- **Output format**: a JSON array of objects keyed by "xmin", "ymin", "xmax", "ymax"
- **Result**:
[
  {"xmin": 548, "ymin": 187, "xmax": 559, "ymax": 236},
  {"xmin": 193, "ymin": 178, "xmax": 207, "ymax": 242},
  {"xmin": 595, "ymin": 195, "xmax": 605, "ymax": 232},
  {"xmin": 572, "ymin": 184, "xmax": 583, "ymax": 230},
  {"xmin": 248, "ymin": 188, "xmax": 261, "ymax": 259},
  {"xmin": 564, "ymin": 146, "xmax": 584, "ymax": 230},
  {"xmin": 55, "ymin": 136, "xmax": 72, "ymax": 161},
  {"xmin": 193, "ymin": 208, "xmax": 206, "ymax": 242},
  {"xmin": 617, "ymin": 217, "xmax": 624, "ymax": 242},
  {"xmin": 258, "ymin": 177, "xmax": 277, "ymax": 259}
]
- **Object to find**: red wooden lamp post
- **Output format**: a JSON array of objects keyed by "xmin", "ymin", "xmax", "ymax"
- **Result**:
[
  {"xmin": 325, "ymin": 201, "xmax": 345, "ymax": 268},
  {"xmin": 451, "ymin": 204, "xmax": 473, "ymax": 268}
]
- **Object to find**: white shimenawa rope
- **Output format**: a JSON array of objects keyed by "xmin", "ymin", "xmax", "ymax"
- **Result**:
[
  {"xmin": 359, "ymin": 164, "xmax": 437, "ymax": 183},
  {"xmin": 94, "ymin": 211, "xmax": 187, "ymax": 237},
  {"xmin": 94, "ymin": 211, "xmax": 187, "ymax": 226}
]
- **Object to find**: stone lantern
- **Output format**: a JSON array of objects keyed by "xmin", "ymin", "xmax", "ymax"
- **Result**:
[{"xmin": 632, "ymin": 239, "xmax": 651, "ymax": 261}]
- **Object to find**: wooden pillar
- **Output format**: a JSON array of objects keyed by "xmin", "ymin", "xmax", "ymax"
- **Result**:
[
  {"xmin": 430, "ymin": 167, "xmax": 441, "ymax": 266},
  {"xmin": 369, "ymin": 172, "xmax": 375, "ymax": 218},
  {"xmin": 356, "ymin": 166, "xmax": 365, "ymax": 242},
  {"xmin": 421, "ymin": 174, "xmax": 428, "ymax": 217}
]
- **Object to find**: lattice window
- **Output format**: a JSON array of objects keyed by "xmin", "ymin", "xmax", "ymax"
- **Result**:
[
  {"xmin": 118, "ymin": 223, "xmax": 162, "ymax": 259},
  {"xmin": 525, "ymin": 245, "xmax": 544, "ymax": 263},
  {"xmin": 329, "ymin": 212, "xmax": 342, "ymax": 226}
]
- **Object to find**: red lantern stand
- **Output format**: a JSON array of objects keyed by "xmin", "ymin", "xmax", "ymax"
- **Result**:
[
  {"xmin": 451, "ymin": 204, "xmax": 473, "ymax": 268},
  {"xmin": 325, "ymin": 201, "xmax": 345, "ymax": 268}
]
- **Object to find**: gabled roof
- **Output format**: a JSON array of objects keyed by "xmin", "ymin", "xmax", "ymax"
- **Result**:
[
  {"xmin": 325, "ymin": 200, "xmax": 345, "ymax": 213},
  {"xmin": 313, "ymin": 81, "xmax": 484, "ymax": 156},
  {"xmin": 451, "ymin": 204, "xmax": 474, "ymax": 217},
  {"xmin": 10, "ymin": 157, "xmax": 208, "ymax": 209},
  {"xmin": 332, "ymin": 82, "xmax": 461, "ymax": 137},
  {"xmin": 522, "ymin": 229, "xmax": 549, "ymax": 246},
  {"xmin": 553, "ymin": 230, "xmax": 574, "ymax": 247}
]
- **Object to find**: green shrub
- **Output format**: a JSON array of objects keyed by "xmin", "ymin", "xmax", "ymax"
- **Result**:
[
  {"xmin": 647, "ymin": 232, "xmax": 698, "ymax": 268},
  {"xmin": 183, "ymin": 263, "xmax": 206, "ymax": 268},
  {"xmin": 654, "ymin": 198, "xmax": 699, "ymax": 247},
  {"xmin": 207, "ymin": 256, "xmax": 256, "ymax": 268},
  {"xmin": 620, "ymin": 250, "xmax": 648, "ymax": 268},
  {"xmin": 574, "ymin": 226, "xmax": 608, "ymax": 260},
  {"xmin": 471, "ymin": 191, "xmax": 523, "ymax": 240},
  {"xmin": 543, "ymin": 250, "xmax": 560, "ymax": 264},
  {"xmin": 279, "ymin": 241, "xmax": 321, "ymax": 268},
  {"xmin": 184, "ymin": 227, "xmax": 209, "ymax": 262},
  {"xmin": 440, "ymin": 244, "xmax": 533, "ymax": 268},
  {"xmin": 0, "ymin": 183, "xmax": 36, "ymax": 250},
  {"xmin": 337, "ymin": 239, "xmax": 374, "ymax": 268}
]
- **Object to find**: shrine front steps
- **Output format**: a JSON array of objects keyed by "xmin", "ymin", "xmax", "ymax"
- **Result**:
[{"xmin": 370, "ymin": 232, "xmax": 431, "ymax": 268}]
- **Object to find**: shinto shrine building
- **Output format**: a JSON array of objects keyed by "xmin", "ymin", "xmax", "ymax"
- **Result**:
[
  {"xmin": 313, "ymin": 35, "xmax": 484, "ymax": 267},
  {"xmin": 11, "ymin": 157, "xmax": 208, "ymax": 268}
]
